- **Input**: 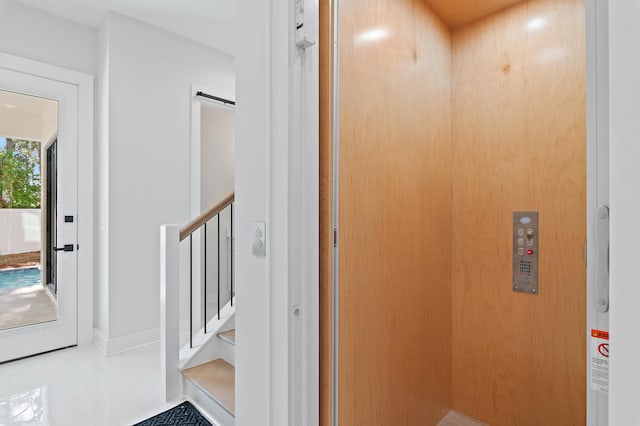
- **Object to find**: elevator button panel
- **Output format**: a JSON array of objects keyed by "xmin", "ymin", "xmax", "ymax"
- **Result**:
[{"xmin": 513, "ymin": 211, "xmax": 539, "ymax": 295}]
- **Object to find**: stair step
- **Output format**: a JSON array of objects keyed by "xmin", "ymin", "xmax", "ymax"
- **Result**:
[
  {"xmin": 218, "ymin": 329, "xmax": 235, "ymax": 346},
  {"xmin": 182, "ymin": 359, "xmax": 235, "ymax": 416}
]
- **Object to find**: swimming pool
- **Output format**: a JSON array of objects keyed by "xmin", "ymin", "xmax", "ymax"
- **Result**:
[{"xmin": 0, "ymin": 267, "xmax": 42, "ymax": 290}]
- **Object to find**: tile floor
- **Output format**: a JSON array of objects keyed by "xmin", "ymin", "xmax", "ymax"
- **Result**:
[{"xmin": 0, "ymin": 343, "xmax": 181, "ymax": 426}]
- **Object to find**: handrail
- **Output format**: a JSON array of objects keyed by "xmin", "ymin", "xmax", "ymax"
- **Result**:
[{"xmin": 180, "ymin": 192, "xmax": 234, "ymax": 241}]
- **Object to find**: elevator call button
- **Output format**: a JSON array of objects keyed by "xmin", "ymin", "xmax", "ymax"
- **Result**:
[{"xmin": 513, "ymin": 211, "xmax": 539, "ymax": 295}]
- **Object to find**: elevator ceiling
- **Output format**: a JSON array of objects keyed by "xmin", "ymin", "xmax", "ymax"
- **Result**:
[{"xmin": 423, "ymin": 0, "xmax": 525, "ymax": 27}]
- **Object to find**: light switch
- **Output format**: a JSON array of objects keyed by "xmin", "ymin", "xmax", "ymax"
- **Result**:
[{"xmin": 252, "ymin": 222, "xmax": 266, "ymax": 257}]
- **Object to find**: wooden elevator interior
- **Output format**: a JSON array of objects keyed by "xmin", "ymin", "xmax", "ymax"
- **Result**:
[{"xmin": 320, "ymin": 0, "xmax": 587, "ymax": 424}]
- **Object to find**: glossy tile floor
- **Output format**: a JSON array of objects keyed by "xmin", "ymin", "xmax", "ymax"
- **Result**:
[{"xmin": 0, "ymin": 343, "xmax": 180, "ymax": 425}]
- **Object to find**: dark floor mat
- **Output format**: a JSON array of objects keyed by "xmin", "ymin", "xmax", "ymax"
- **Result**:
[{"xmin": 133, "ymin": 401, "xmax": 212, "ymax": 426}]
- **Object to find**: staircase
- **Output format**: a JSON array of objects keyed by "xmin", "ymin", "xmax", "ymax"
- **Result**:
[
  {"xmin": 182, "ymin": 329, "xmax": 236, "ymax": 425},
  {"xmin": 160, "ymin": 193, "xmax": 237, "ymax": 425}
]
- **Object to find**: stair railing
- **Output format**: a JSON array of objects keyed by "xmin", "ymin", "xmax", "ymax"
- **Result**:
[
  {"xmin": 160, "ymin": 192, "xmax": 234, "ymax": 401},
  {"xmin": 181, "ymin": 192, "xmax": 235, "ymax": 346}
]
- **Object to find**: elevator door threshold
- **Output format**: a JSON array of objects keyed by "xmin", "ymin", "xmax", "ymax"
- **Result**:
[{"xmin": 438, "ymin": 410, "xmax": 487, "ymax": 426}]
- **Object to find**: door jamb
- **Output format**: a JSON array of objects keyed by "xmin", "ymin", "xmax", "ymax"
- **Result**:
[{"xmin": 188, "ymin": 85, "xmax": 236, "ymax": 333}]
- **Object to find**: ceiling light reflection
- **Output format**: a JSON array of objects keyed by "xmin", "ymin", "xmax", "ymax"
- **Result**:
[
  {"xmin": 526, "ymin": 17, "xmax": 546, "ymax": 31},
  {"xmin": 355, "ymin": 28, "xmax": 390, "ymax": 44}
]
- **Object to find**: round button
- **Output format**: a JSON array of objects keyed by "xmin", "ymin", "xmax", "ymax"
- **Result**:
[
  {"xmin": 518, "ymin": 238, "xmax": 524, "ymax": 246},
  {"xmin": 517, "ymin": 228, "xmax": 524, "ymax": 236},
  {"xmin": 255, "ymin": 240, "xmax": 263, "ymax": 249},
  {"xmin": 255, "ymin": 229, "xmax": 263, "ymax": 238}
]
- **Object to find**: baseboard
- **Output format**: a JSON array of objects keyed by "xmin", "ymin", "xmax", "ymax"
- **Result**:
[
  {"xmin": 93, "ymin": 320, "xmax": 191, "ymax": 356},
  {"xmin": 93, "ymin": 327, "xmax": 159, "ymax": 356},
  {"xmin": 93, "ymin": 328, "xmax": 108, "ymax": 354}
]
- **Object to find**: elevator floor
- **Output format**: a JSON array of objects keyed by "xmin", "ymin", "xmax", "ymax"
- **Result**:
[{"xmin": 438, "ymin": 410, "xmax": 487, "ymax": 426}]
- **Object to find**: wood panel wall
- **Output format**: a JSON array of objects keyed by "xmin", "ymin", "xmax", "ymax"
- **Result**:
[
  {"xmin": 451, "ymin": 1, "xmax": 586, "ymax": 424},
  {"xmin": 336, "ymin": 0, "xmax": 452, "ymax": 424}
]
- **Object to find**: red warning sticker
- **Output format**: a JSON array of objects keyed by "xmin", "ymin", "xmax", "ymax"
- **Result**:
[
  {"xmin": 591, "ymin": 329, "xmax": 609, "ymax": 340},
  {"xmin": 591, "ymin": 329, "xmax": 609, "ymax": 393}
]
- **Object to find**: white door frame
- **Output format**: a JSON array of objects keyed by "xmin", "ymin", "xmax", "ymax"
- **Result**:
[
  {"xmin": 0, "ymin": 53, "xmax": 94, "ymax": 348},
  {"xmin": 188, "ymin": 86, "xmax": 236, "ymax": 334},
  {"xmin": 587, "ymin": 1, "xmax": 610, "ymax": 424},
  {"xmin": 236, "ymin": 0, "xmax": 319, "ymax": 424}
]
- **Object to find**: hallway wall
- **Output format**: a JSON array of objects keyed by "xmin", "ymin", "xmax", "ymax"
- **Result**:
[
  {"xmin": 609, "ymin": 1, "xmax": 640, "ymax": 423},
  {"xmin": 451, "ymin": 1, "xmax": 587, "ymax": 423},
  {"xmin": 95, "ymin": 13, "xmax": 235, "ymax": 349}
]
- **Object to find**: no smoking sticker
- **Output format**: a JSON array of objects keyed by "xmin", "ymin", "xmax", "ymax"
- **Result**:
[{"xmin": 591, "ymin": 329, "xmax": 609, "ymax": 393}]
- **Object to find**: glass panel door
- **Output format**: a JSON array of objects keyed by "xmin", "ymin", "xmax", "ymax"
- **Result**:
[{"xmin": 0, "ymin": 68, "xmax": 77, "ymax": 363}]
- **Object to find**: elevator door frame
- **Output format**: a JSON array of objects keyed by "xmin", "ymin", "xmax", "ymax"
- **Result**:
[
  {"xmin": 327, "ymin": 0, "xmax": 609, "ymax": 424},
  {"xmin": 586, "ymin": 0, "xmax": 609, "ymax": 424}
]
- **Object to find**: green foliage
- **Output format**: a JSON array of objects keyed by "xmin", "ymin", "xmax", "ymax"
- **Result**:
[{"xmin": 0, "ymin": 139, "xmax": 42, "ymax": 209}]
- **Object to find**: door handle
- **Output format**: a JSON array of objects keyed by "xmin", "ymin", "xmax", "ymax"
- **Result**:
[
  {"xmin": 53, "ymin": 244, "xmax": 74, "ymax": 252},
  {"xmin": 595, "ymin": 205, "xmax": 609, "ymax": 313}
]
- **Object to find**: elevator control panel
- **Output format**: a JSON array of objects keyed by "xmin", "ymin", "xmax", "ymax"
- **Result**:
[{"xmin": 513, "ymin": 211, "xmax": 539, "ymax": 295}]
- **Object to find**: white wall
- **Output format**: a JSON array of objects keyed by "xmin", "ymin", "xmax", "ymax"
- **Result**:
[
  {"xmin": 96, "ymin": 13, "xmax": 235, "ymax": 347},
  {"xmin": 0, "ymin": 0, "xmax": 96, "ymax": 75},
  {"xmin": 201, "ymin": 105, "xmax": 235, "ymax": 209},
  {"xmin": 609, "ymin": 1, "xmax": 640, "ymax": 424},
  {"xmin": 0, "ymin": 209, "xmax": 41, "ymax": 255},
  {"xmin": 95, "ymin": 18, "xmax": 111, "ymax": 338},
  {"xmin": 235, "ymin": 0, "xmax": 271, "ymax": 421}
]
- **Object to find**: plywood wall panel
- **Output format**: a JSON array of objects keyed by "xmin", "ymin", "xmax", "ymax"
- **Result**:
[
  {"xmin": 336, "ymin": 0, "xmax": 452, "ymax": 424},
  {"xmin": 451, "ymin": 1, "xmax": 587, "ymax": 424}
]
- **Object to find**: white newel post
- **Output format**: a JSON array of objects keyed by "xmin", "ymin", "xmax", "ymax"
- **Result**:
[{"xmin": 160, "ymin": 225, "xmax": 180, "ymax": 402}]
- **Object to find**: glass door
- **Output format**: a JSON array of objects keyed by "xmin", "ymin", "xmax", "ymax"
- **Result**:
[{"xmin": 0, "ymin": 68, "xmax": 78, "ymax": 363}]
